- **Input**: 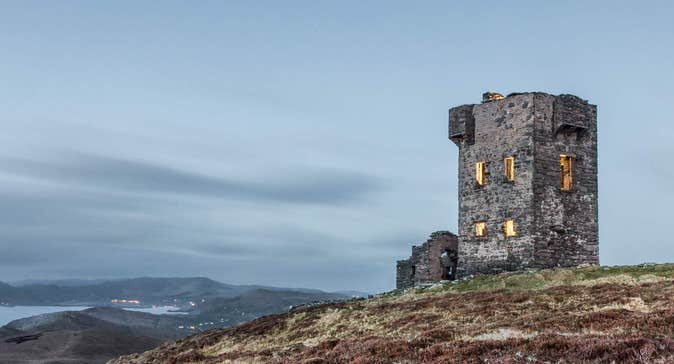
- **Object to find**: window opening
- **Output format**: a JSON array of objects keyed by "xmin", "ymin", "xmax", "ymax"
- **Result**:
[
  {"xmin": 504, "ymin": 157, "xmax": 515, "ymax": 182},
  {"xmin": 476, "ymin": 161, "xmax": 486, "ymax": 186},
  {"xmin": 474, "ymin": 222, "xmax": 486, "ymax": 237},
  {"xmin": 504, "ymin": 220, "xmax": 517, "ymax": 237},
  {"xmin": 560, "ymin": 155, "xmax": 573, "ymax": 191}
]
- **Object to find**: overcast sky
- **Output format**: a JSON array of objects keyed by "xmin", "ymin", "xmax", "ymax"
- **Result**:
[{"xmin": 1, "ymin": 1, "xmax": 673, "ymax": 293}]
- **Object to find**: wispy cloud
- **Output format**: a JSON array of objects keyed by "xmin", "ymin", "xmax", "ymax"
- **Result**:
[
  {"xmin": 0, "ymin": 153, "xmax": 383, "ymax": 205},
  {"xmin": 0, "ymin": 151, "xmax": 404, "ymax": 291}
]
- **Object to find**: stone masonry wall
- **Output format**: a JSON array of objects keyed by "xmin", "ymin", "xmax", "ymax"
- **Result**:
[
  {"xmin": 448, "ymin": 92, "xmax": 598, "ymax": 277},
  {"xmin": 396, "ymin": 231, "xmax": 458, "ymax": 289},
  {"xmin": 531, "ymin": 94, "xmax": 599, "ymax": 267},
  {"xmin": 451, "ymin": 94, "xmax": 538, "ymax": 277}
]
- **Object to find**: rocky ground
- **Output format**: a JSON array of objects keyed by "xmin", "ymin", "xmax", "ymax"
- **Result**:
[{"xmin": 110, "ymin": 264, "xmax": 674, "ymax": 363}]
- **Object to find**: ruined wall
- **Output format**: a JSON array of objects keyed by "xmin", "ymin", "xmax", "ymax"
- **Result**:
[
  {"xmin": 396, "ymin": 260, "xmax": 414, "ymax": 290},
  {"xmin": 451, "ymin": 94, "xmax": 537, "ymax": 277},
  {"xmin": 396, "ymin": 231, "xmax": 458, "ymax": 289},
  {"xmin": 531, "ymin": 94, "xmax": 599, "ymax": 267}
]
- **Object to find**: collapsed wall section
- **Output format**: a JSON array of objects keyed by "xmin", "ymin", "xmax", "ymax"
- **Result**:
[{"xmin": 396, "ymin": 231, "xmax": 458, "ymax": 289}]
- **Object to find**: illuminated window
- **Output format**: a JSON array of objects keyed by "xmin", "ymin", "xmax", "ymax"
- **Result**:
[
  {"xmin": 474, "ymin": 222, "xmax": 486, "ymax": 237},
  {"xmin": 560, "ymin": 155, "xmax": 573, "ymax": 191},
  {"xmin": 504, "ymin": 220, "xmax": 517, "ymax": 237},
  {"xmin": 475, "ymin": 161, "xmax": 486, "ymax": 186},
  {"xmin": 504, "ymin": 157, "xmax": 515, "ymax": 182}
]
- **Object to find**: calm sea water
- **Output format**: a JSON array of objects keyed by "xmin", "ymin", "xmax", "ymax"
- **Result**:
[{"xmin": 0, "ymin": 305, "xmax": 185, "ymax": 326}]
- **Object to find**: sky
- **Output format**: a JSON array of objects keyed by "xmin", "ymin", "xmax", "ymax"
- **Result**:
[{"xmin": 1, "ymin": 1, "xmax": 674, "ymax": 293}]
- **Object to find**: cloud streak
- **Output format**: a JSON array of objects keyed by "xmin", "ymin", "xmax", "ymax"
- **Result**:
[
  {"xmin": 0, "ymin": 153, "xmax": 383, "ymax": 206},
  {"xmin": 0, "ymin": 150, "xmax": 407, "ymax": 291}
]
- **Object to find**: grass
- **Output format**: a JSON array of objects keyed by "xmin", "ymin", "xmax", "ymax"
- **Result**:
[
  {"xmin": 110, "ymin": 264, "xmax": 674, "ymax": 364},
  {"xmin": 403, "ymin": 263, "xmax": 674, "ymax": 294}
]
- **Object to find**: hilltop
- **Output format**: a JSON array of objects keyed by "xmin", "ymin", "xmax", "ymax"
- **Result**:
[
  {"xmin": 112, "ymin": 264, "xmax": 674, "ymax": 363},
  {"xmin": 0, "ymin": 284, "xmax": 348, "ymax": 364}
]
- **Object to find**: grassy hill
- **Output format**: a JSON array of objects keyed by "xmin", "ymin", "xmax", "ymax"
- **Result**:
[
  {"xmin": 111, "ymin": 264, "xmax": 674, "ymax": 363},
  {"xmin": 0, "ymin": 289, "xmax": 349, "ymax": 364},
  {"xmin": 0, "ymin": 308, "xmax": 181, "ymax": 364}
]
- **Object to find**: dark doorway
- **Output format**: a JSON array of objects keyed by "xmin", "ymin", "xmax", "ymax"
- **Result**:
[{"xmin": 440, "ymin": 248, "xmax": 458, "ymax": 280}]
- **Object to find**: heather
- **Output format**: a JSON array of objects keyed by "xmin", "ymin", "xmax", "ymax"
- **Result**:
[{"xmin": 111, "ymin": 264, "xmax": 674, "ymax": 363}]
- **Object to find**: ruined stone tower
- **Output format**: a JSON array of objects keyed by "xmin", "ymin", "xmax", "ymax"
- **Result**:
[
  {"xmin": 395, "ymin": 91, "xmax": 598, "ymax": 289},
  {"xmin": 449, "ymin": 92, "xmax": 599, "ymax": 277}
]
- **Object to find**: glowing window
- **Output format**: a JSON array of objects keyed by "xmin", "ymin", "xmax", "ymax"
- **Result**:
[
  {"xmin": 504, "ymin": 220, "xmax": 517, "ymax": 237},
  {"xmin": 475, "ymin": 161, "xmax": 486, "ymax": 186},
  {"xmin": 560, "ymin": 155, "xmax": 573, "ymax": 191},
  {"xmin": 504, "ymin": 157, "xmax": 515, "ymax": 182},
  {"xmin": 474, "ymin": 222, "xmax": 486, "ymax": 237}
]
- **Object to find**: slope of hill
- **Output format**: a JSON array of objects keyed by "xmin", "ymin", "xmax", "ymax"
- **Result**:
[
  {"xmin": 0, "ymin": 288, "xmax": 350, "ymax": 364},
  {"xmin": 0, "ymin": 308, "xmax": 185, "ymax": 364},
  {"xmin": 1, "ymin": 328, "xmax": 162, "ymax": 364},
  {"xmin": 4, "ymin": 307, "xmax": 191, "ymax": 339},
  {"xmin": 111, "ymin": 264, "xmax": 674, "ymax": 363},
  {"xmin": 188, "ymin": 288, "xmax": 348, "ymax": 327}
]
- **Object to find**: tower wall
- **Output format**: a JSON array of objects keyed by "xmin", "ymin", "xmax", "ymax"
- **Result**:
[
  {"xmin": 453, "ymin": 94, "xmax": 538, "ymax": 276},
  {"xmin": 530, "ymin": 94, "xmax": 599, "ymax": 267}
]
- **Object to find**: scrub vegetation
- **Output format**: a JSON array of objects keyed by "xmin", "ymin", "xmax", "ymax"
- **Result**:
[{"xmin": 111, "ymin": 264, "xmax": 674, "ymax": 363}]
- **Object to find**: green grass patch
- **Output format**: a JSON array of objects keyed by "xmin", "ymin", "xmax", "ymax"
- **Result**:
[{"xmin": 406, "ymin": 263, "xmax": 674, "ymax": 294}]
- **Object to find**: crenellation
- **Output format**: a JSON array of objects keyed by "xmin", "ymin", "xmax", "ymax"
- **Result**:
[{"xmin": 448, "ymin": 104, "xmax": 475, "ymax": 146}]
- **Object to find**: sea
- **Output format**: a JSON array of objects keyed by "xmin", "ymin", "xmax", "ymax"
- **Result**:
[{"xmin": 0, "ymin": 305, "xmax": 186, "ymax": 326}]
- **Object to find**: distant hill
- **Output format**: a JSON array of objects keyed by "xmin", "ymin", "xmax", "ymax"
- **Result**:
[
  {"xmin": 0, "ymin": 277, "xmax": 280, "ymax": 307},
  {"xmin": 0, "ymin": 282, "xmax": 22, "ymax": 303},
  {"xmin": 3, "ymin": 307, "xmax": 191, "ymax": 340},
  {"xmin": 111, "ymin": 264, "xmax": 674, "ymax": 363},
  {"xmin": 0, "ymin": 308, "xmax": 186, "ymax": 364},
  {"xmin": 0, "ymin": 277, "xmax": 351, "ymax": 308},
  {"xmin": 0, "ymin": 284, "xmax": 350, "ymax": 364}
]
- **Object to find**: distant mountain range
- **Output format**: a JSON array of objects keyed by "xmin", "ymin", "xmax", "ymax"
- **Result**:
[{"xmin": 0, "ymin": 277, "xmax": 367, "ymax": 308}]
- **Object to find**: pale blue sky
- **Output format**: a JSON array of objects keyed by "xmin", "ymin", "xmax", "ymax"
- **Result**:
[{"xmin": 1, "ymin": 1, "xmax": 673, "ymax": 292}]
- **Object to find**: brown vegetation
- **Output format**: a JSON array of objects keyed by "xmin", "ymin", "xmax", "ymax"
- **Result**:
[{"xmin": 110, "ymin": 264, "xmax": 674, "ymax": 363}]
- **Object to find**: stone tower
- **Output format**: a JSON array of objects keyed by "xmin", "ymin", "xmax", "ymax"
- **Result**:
[{"xmin": 448, "ymin": 92, "xmax": 598, "ymax": 277}]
